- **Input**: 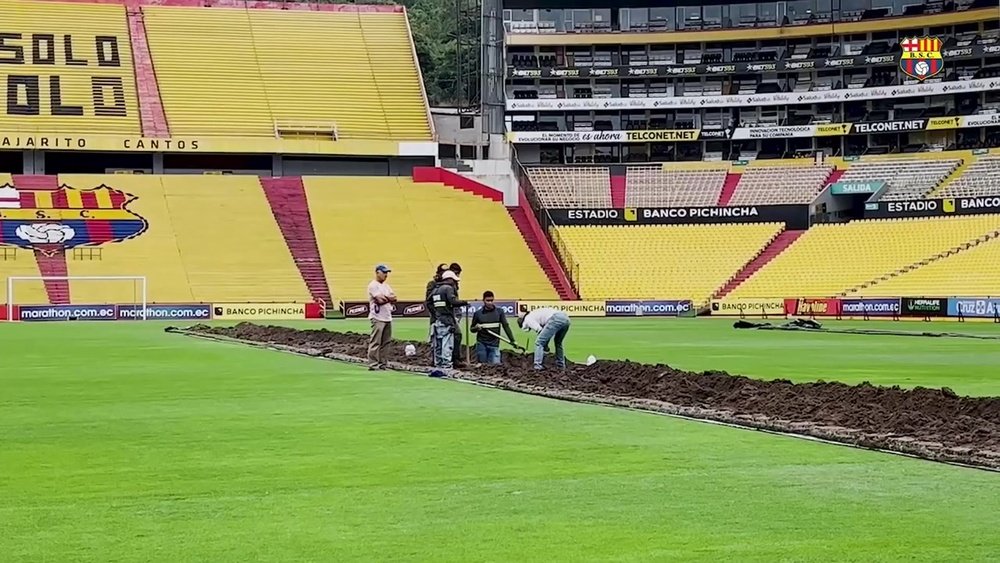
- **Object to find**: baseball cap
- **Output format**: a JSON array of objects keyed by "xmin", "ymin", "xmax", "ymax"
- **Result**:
[
  {"xmin": 375, "ymin": 264, "xmax": 391, "ymax": 273},
  {"xmin": 442, "ymin": 270, "xmax": 460, "ymax": 282}
]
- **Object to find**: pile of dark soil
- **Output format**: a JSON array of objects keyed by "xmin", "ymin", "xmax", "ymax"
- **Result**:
[{"xmin": 174, "ymin": 323, "xmax": 1000, "ymax": 470}]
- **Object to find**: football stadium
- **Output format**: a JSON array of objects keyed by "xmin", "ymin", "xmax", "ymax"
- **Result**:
[{"xmin": 2, "ymin": 0, "xmax": 1000, "ymax": 560}]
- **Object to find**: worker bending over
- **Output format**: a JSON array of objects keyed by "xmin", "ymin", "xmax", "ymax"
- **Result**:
[
  {"xmin": 518, "ymin": 307, "xmax": 571, "ymax": 371},
  {"xmin": 429, "ymin": 270, "xmax": 468, "ymax": 369},
  {"xmin": 470, "ymin": 291, "xmax": 518, "ymax": 364}
]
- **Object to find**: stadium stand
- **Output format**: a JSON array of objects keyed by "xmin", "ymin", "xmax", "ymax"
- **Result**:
[
  {"xmin": 0, "ymin": 175, "xmax": 48, "ymax": 305},
  {"xmin": 726, "ymin": 215, "xmax": 1000, "ymax": 299},
  {"xmin": 527, "ymin": 167, "xmax": 611, "ymax": 208},
  {"xmin": 303, "ymin": 177, "xmax": 557, "ymax": 301},
  {"xmin": 625, "ymin": 166, "xmax": 727, "ymax": 207},
  {"xmin": 859, "ymin": 228, "xmax": 1000, "ymax": 298},
  {"xmin": 727, "ymin": 165, "xmax": 833, "ymax": 206},
  {"xmin": 59, "ymin": 175, "xmax": 310, "ymax": 305},
  {"xmin": 142, "ymin": 6, "xmax": 430, "ymax": 140},
  {"xmin": 939, "ymin": 156, "xmax": 1000, "ymax": 198},
  {"xmin": 553, "ymin": 223, "xmax": 784, "ymax": 303},
  {"xmin": 835, "ymin": 158, "xmax": 963, "ymax": 201},
  {"xmin": 0, "ymin": 0, "xmax": 142, "ymax": 135}
]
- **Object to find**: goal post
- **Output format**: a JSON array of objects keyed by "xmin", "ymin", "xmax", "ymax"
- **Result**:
[{"xmin": 6, "ymin": 276, "xmax": 147, "ymax": 321}]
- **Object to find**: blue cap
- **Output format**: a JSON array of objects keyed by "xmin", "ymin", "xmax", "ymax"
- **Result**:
[{"xmin": 375, "ymin": 264, "xmax": 391, "ymax": 273}]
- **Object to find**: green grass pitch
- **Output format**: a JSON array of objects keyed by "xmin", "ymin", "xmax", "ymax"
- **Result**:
[{"xmin": 2, "ymin": 318, "xmax": 999, "ymax": 562}]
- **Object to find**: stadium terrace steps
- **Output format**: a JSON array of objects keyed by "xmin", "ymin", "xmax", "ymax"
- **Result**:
[
  {"xmin": 726, "ymin": 215, "xmax": 1000, "ymax": 299},
  {"xmin": 609, "ymin": 174, "xmax": 627, "ymax": 208},
  {"xmin": 556, "ymin": 223, "xmax": 784, "ymax": 304},
  {"xmin": 714, "ymin": 229, "xmax": 804, "ymax": 299},
  {"xmin": 127, "ymin": 6, "xmax": 170, "ymax": 137},
  {"xmin": 412, "ymin": 167, "xmax": 502, "ymax": 202},
  {"xmin": 858, "ymin": 229, "xmax": 1000, "ymax": 297},
  {"xmin": 717, "ymin": 173, "xmax": 742, "ymax": 206},
  {"xmin": 304, "ymin": 177, "xmax": 558, "ymax": 302},
  {"xmin": 844, "ymin": 227, "xmax": 1000, "ymax": 296},
  {"xmin": 33, "ymin": 251, "xmax": 71, "ymax": 305},
  {"xmin": 508, "ymin": 202, "xmax": 577, "ymax": 300},
  {"xmin": 142, "ymin": 6, "xmax": 431, "ymax": 140},
  {"xmin": 259, "ymin": 177, "xmax": 333, "ymax": 305}
]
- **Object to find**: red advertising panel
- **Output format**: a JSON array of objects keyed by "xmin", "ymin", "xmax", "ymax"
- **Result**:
[{"xmin": 784, "ymin": 298, "xmax": 842, "ymax": 317}]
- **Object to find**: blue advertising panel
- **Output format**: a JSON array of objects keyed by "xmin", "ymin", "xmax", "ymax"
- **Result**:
[
  {"xmin": 840, "ymin": 298, "xmax": 900, "ymax": 316},
  {"xmin": 18, "ymin": 304, "xmax": 118, "ymax": 322},
  {"xmin": 605, "ymin": 300, "xmax": 693, "ymax": 317}
]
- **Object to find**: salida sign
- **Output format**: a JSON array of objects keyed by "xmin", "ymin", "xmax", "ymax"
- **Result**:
[{"xmin": 0, "ymin": 32, "xmax": 130, "ymax": 118}]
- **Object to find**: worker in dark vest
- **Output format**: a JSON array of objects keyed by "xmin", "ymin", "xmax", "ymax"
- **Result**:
[{"xmin": 470, "ymin": 291, "xmax": 519, "ymax": 364}]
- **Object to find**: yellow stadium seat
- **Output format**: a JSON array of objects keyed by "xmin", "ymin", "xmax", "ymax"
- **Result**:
[
  {"xmin": 858, "ymin": 224, "xmax": 1000, "ymax": 297},
  {"xmin": 554, "ymin": 223, "xmax": 785, "ymax": 304},
  {"xmin": 0, "ymin": 0, "xmax": 141, "ymax": 135},
  {"xmin": 55, "ymin": 175, "xmax": 308, "ymax": 304},
  {"xmin": 304, "ymin": 178, "xmax": 556, "ymax": 301},
  {"xmin": 728, "ymin": 215, "xmax": 1000, "ymax": 298},
  {"xmin": 143, "ymin": 7, "xmax": 430, "ymax": 140}
]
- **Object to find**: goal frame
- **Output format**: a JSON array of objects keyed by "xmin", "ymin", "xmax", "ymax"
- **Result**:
[{"xmin": 6, "ymin": 275, "xmax": 147, "ymax": 321}]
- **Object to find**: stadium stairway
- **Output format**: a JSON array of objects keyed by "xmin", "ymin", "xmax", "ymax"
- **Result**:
[
  {"xmin": 717, "ymin": 173, "xmax": 741, "ymax": 206},
  {"xmin": 9, "ymin": 176, "xmax": 70, "ymax": 304},
  {"xmin": 926, "ymin": 158, "xmax": 973, "ymax": 198},
  {"xmin": 713, "ymin": 229, "xmax": 804, "ymax": 299},
  {"xmin": 845, "ymin": 226, "xmax": 1000, "ymax": 296},
  {"xmin": 610, "ymin": 173, "xmax": 627, "ymax": 208},
  {"xmin": 128, "ymin": 6, "xmax": 169, "ymax": 137},
  {"xmin": 259, "ymin": 177, "xmax": 333, "ymax": 306}
]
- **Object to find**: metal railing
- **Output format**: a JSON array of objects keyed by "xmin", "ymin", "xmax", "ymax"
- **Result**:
[{"xmin": 509, "ymin": 149, "xmax": 581, "ymax": 295}]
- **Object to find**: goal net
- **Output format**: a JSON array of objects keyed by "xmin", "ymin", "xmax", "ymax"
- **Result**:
[{"xmin": 5, "ymin": 276, "xmax": 147, "ymax": 321}]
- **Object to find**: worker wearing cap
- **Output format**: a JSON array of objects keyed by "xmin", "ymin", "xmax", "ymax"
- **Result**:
[
  {"xmin": 470, "ymin": 291, "xmax": 518, "ymax": 364},
  {"xmin": 429, "ymin": 270, "xmax": 467, "ymax": 369},
  {"xmin": 518, "ymin": 307, "xmax": 570, "ymax": 371},
  {"xmin": 425, "ymin": 262, "xmax": 464, "ymax": 364},
  {"xmin": 367, "ymin": 264, "xmax": 397, "ymax": 370}
]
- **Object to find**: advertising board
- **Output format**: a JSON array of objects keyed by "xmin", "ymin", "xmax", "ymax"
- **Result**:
[
  {"xmin": 341, "ymin": 301, "xmax": 430, "ymax": 318},
  {"xmin": 604, "ymin": 300, "xmax": 693, "ymax": 317},
  {"xmin": 901, "ymin": 297, "xmax": 948, "ymax": 317},
  {"xmin": 840, "ymin": 298, "xmax": 901, "ymax": 317},
  {"xmin": 517, "ymin": 300, "xmax": 607, "ymax": 317},
  {"xmin": 212, "ymin": 303, "xmax": 306, "ymax": 320},
  {"xmin": 710, "ymin": 298, "xmax": 784, "ymax": 316},
  {"xmin": 18, "ymin": 304, "xmax": 117, "ymax": 321},
  {"xmin": 783, "ymin": 298, "xmax": 842, "ymax": 317},
  {"xmin": 947, "ymin": 298, "xmax": 1000, "ymax": 318},
  {"xmin": 116, "ymin": 304, "xmax": 212, "ymax": 320}
]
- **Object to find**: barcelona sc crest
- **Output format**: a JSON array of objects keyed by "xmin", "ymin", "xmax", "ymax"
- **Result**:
[
  {"xmin": 899, "ymin": 36, "xmax": 944, "ymax": 81},
  {"xmin": 0, "ymin": 184, "xmax": 147, "ymax": 256}
]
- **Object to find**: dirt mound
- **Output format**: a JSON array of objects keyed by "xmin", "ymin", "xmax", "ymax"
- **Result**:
[{"xmin": 177, "ymin": 323, "xmax": 1000, "ymax": 470}]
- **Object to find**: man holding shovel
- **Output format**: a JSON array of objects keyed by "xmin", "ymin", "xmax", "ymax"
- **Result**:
[{"xmin": 470, "ymin": 291, "xmax": 522, "ymax": 364}]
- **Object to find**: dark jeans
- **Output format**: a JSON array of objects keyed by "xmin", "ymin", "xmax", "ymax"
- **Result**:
[{"xmin": 475, "ymin": 342, "xmax": 501, "ymax": 364}]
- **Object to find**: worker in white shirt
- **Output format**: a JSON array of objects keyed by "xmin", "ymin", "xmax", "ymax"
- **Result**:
[{"xmin": 517, "ymin": 307, "xmax": 571, "ymax": 371}]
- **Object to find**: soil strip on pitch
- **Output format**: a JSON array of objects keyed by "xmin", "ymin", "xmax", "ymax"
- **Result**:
[{"xmin": 171, "ymin": 323, "xmax": 1000, "ymax": 471}]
